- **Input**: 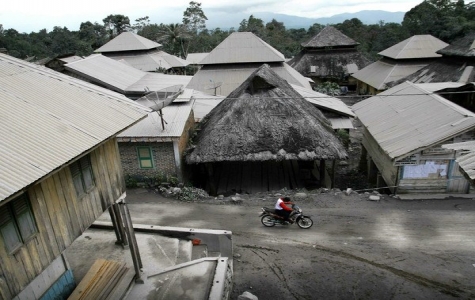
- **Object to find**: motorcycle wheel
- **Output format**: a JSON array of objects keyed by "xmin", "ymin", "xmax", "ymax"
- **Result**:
[
  {"xmin": 261, "ymin": 215, "xmax": 276, "ymax": 227},
  {"xmin": 296, "ymin": 216, "xmax": 313, "ymax": 229}
]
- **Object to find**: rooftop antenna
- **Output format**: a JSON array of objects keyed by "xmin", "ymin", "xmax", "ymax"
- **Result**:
[
  {"xmin": 206, "ymin": 79, "xmax": 222, "ymax": 96},
  {"xmin": 135, "ymin": 85, "xmax": 184, "ymax": 130}
]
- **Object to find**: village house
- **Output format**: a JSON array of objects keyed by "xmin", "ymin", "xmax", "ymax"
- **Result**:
[
  {"xmin": 386, "ymin": 32, "xmax": 475, "ymax": 87},
  {"xmin": 352, "ymin": 35, "xmax": 448, "ymax": 95},
  {"xmin": 186, "ymin": 64, "xmax": 348, "ymax": 195},
  {"xmin": 186, "ymin": 31, "xmax": 355, "ymax": 131},
  {"xmin": 186, "ymin": 31, "xmax": 313, "ymax": 96},
  {"xmin": 94, "ymin": 31, "xmax": 189, "ymax": 74},
  {"xmin": 288, "ymin": 25, "xmax": 372, "ymax": 90},
  {"xmin": 353, "ymin": 81, "xmax": 475, "ymax": 194},
  {"xmin": 0, "ymin": 53, "xmax": 150, "ymax": 299}
]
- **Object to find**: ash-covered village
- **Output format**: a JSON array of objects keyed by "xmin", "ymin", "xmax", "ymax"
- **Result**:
[{"xmin": 2, "ymin": 1, "xmax": 475, "ymax": 299}]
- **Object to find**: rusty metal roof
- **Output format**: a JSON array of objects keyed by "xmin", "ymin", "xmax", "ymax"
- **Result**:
[
  {"xmin": 378, "ymin": 35, "xmax": 448, "ymax": 59},
  {"xmin": 352, "ymin": 81, "xmax": 475, "ymax": 161},
  {"xmin": 95, "ymin": 31, "xmax": 162, "ymax": 52},
  {"xmin": 0, "ymin": 53, "xmax": 150, "ymax": 202}
]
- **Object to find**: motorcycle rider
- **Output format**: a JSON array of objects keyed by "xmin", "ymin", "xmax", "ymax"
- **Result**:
[{"xmin": 274, "ymin": 196, "xmax": 294, "ymax": 223}]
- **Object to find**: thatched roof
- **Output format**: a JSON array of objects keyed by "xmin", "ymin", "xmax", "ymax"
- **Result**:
[
  {"xmin": 186, "ymin": 64, "xmax": 348, "ymax": 164},
  {"xmin": 437, "ymin": 32, "xmax": 475, "ymax": 57},
  {"xmin": 386, "ymin": 57, "xmax": 475, "ymax": 87},
  {"xmin": 302, "ymin": 26, "xmax": 359, "ymax": 48},
  {"xmin": 288, "ymin": 48, "xmax": 371, "ymax": 78}
]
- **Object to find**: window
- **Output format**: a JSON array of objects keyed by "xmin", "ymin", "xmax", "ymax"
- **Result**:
[
  {"xmin": 0, "ymin": 195, "xmax": 37, "ymax": 253},
  {"xmin": 137, "ymin": 147, "xmax": 154, "ymax": 169},
  {"xmin": 71, "ymin": 155, "xmax": 95, "ymax": 196}
]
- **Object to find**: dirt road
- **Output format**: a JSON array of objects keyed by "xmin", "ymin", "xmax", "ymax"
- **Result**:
[{"xmin": 118, "ymin": 189, "xmax": 475, "ymax": 300}]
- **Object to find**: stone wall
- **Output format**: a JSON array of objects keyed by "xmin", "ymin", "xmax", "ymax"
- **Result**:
[{"xmin": 119, "ymin": 142, "xmax": 176, "ymax": 179}]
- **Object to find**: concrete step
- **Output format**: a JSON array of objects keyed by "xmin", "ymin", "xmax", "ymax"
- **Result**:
[{"xmin": 135, "ymin": 234, "xmax": 180, "ymax": 274}]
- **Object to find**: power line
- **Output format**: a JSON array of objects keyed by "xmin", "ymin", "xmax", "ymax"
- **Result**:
[{"xmin": 188, "ymin": 90, "xmax": 475, "ymax": 101}]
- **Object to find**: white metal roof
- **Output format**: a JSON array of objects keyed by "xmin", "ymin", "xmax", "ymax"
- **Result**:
[
  {"xmin": 105, "ymin": 50, "xmax": 189, "ymax": 71},
  {"xmin": 378, "ymin": 35, "xmax": 448, "ymax": 59},
  {"xmin": 0, "ymin": 53, "xmax": 150, "ymax": 202},
  {"xmin": 352, "ymin": 59, "xmax": 427, "ymax": 90},
  {"xmin": 352, "ymin": 81, "xmax": 475, "ymax": 161},
  {"xmin": 117, "ymin": 101, "xmax": 193, "ymax": 141},
  {"xmin": 200, "ymin": 32, "xmax": 285, "ymax": 65},
  {"xmin": 65, "ymin": 54, "xmax": 191, "ymax": 94},
  {"xmin": 95, "ymin": 31, "xmax": 162, "ymax": 52},
  {"xmin": 329, "ymin": 118, "xmax": 355, "ymax": 129},
  {"xmin": 187, "ymin": 63, "xmax": 311, "ymax": 96},
  {"xmin": 186, "ymin": 53, "xmax": 209, "ymax": 64},
  {"xmin": 291, "ymin": 84, "xmax": 355, "ymax": 117},
  {"xmin": 442, "ymin": 141, "xmax": 475, "ymax": 180}
]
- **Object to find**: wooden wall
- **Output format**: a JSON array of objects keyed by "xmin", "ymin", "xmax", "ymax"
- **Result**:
[
  {"xmin": 0, "ymin": 138, "xmax": 125, "ymax": 298},
  {"xmin": 361, "ymin": 128, "xmax": 399, "ymax": 191}
]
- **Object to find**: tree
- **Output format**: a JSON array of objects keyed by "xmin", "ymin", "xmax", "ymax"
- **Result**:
[
  {"xmin": 132, "ymin": 16, "xmax": 150, "ymax": 33},
  {"xmin": 78, "ymin": 21, "xmax": 108, "ymax": 52},
  {"xmin": 156, "ymin": 23, "xmax": 191, "ymax": 58},
  {"xmin": 182, "ymin": 1, "xmax": 208, "ymax": 34},
  {"xmin": 103, "ymin": 14, "xmax": 130, "ymax": 39},
  {"xmin": 238, "ymin": 15, "xmax": 265, "ymax": 37}
]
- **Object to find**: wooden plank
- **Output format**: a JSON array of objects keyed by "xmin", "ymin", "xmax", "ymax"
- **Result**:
[
  {"xmin": 40, "ymin": 180, "xmax": 67, "ymax": 251},
  {"xmin": 24, "ymin": 237, "xmax": 43, "ymax": 276},
  {"xmin": 68, "ymin": 259, "xmax": 106, "ymax": 300},
  {"xmin": 0, "ymin": 238, "xmax": 23, "ymax": 295},
  {"xmin": 58, "ymin": 169, "xmax": 85, "ymax": 233},
  {"xmin": 29, "ymin": 185, "xmax": 60, "ymax": 259},
  {"xmin": 52, "ymin": 173, "xmax": 78, "ymax": 243},
  {"xmin": 15, "ymin": 247, "xmax": 36, "ymax": 282},
  {"xmin": 46, "ymin": 177, "xmax": 73, "ymax": 247}
]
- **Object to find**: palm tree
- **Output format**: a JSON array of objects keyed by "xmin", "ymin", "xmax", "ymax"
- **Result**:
[{"xmin": 156, "ymin": 23, "xmax": 191, "ymax": 58}]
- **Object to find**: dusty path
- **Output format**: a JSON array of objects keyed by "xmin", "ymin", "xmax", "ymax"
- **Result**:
[{"xmin": 117, "ymin": 189, "xmax": 475, "ymax": 299}]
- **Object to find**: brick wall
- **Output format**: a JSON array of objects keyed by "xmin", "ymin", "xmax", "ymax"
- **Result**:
[{"xmin": 118, "ymin": 142, "xmax": 176, "ymax": 180}]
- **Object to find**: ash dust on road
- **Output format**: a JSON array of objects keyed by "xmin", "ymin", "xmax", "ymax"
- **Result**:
[{"xmin": 123, "ymin": 190, "xmax": 475, "ymax": 300}]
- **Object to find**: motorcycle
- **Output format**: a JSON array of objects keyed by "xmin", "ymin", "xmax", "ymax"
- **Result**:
[{"xmin": 259, "ymin": 205, "xmax": 313, "ymax": 229}]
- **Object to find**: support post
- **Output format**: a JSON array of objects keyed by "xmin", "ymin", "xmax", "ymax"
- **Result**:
[{"xmin": 118, "ymin": 201, "xmax": 143, "ymax": 283}]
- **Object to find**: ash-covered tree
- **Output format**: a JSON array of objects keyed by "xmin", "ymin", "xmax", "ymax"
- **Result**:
[
  {"xmin": 182, "ymin": 1, "xmax": 207, "ymax": 56},
  {"xmin": 103, "ymin": 14, "xmax": 130, "ymax": 39}
]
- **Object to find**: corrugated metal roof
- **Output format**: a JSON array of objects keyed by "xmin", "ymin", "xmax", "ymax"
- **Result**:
[
  {"xmin": 442, "ymin": 141, "xmax": 475, "ymax": 179},
  {"xmin": 200, "ymin": 32, "xmax": 285, "ymax": 65},
  {"xmin": 105, "ymin": 50, "xmax": 189, "ymax": 71},
  {"xmin": 378, "ymin": 35, "xmax": 448, "ymax": 59},
  {"xmin": 59, "ymin": 55, "xmax": 83, "ymax": 63},
  {"xmin": 0, "ymin": 53, "xmax": 150, "ymax": 202},
  {"xmin": 352, "ymin": 59, "xmax": 427, "ymax": 90},
  {"xmin": 95, "ymin": 32, "xmax": 162, "ymax": 52},
  {"xmin": 187, "ymin": 63, "xmax": 311, "ymax": 96},
  {"xmin": 117, "ymin": 101, "xmax": 192, "ymax": 140},
  {"xmin": 290, "ymin": 84, "xmax": 355, "ymax": 117},
  {"xmin": 191, "ymin": 90, "xmax": 224, "ymax": 121},
  {"xmin": 66, "ymin": 54, "xmax": 145, "ymax": 93},
  {"xmin": 302, "ymin": 26, "xmax": 359, "ymax": 48},
  {"xmin": 126, "ymin": 73, "xmax": 191, "ymax": 94},
  {"xmin": 186, "ymin": 53, "xmax": 209, "ymax": 64},
  {"xmin": 352, "ymin": 81, "xmax": 475, "ymax": 161},
  {"xmin": 329, "ymin": 118, "xmax": 355, "ymax": 129},
  {"xmin": 65, "ymin": 54, "xmax": 191, "ymax": 94}
]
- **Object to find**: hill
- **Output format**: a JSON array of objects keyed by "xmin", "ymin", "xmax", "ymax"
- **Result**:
[{"xmin": 205, "ymin": 10, "xmax": 406, "ymax": 30}]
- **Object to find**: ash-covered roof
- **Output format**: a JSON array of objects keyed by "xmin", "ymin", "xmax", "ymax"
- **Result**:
[
  {"xmin": 301, "ymin": 26, "xmax": 359, "ymax": 48},
  {"xmin": 186, "ymin": 64, "xmax": 347, "ymax": 164}
]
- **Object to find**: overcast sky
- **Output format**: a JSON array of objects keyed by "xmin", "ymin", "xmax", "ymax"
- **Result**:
[{"xmin": 1, "ymin": 0, "xmax": 423, "ymax": 33}]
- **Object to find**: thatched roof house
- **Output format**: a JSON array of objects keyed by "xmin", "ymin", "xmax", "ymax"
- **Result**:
[
  {"xmin": 352, "ymin": 35, "xmax": 448, "ymax": 94},
  {"xmin": 186, "ymin": 64, "xmax": 347, "ymax": 194},
  {"xmin": 288, "ymin": 26, "xmax": 371, "ymax": 88},
  {"xmin": 387, "ymin": 32, "xmax": 475, "ymax": 87}
]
